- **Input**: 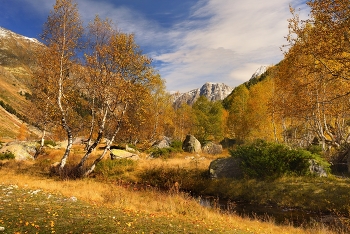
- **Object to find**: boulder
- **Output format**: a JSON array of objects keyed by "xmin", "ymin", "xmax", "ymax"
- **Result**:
[
  {"xmin": 182, "ymin": 135, "xmax": 201, "ymax": 153},
  {"xmin": 0, "ymin": 141, "xmax": 37, "ymax": 160},
  {"xmin": 110, "ymin": 149, "xmax": 139, "ymax": 160},
  {"xmin": 309, "ymin": 159, "xmax": 328, "ymax": 177},
  {"xmin": 152, "ymin": 136, "xmax": 171, "ymax": 149},
  {"xmin": 202, "ymin": 142, "xmax": 223, "ymax": 155},
  {"xmin": 209, "ymin": 157, "xmax": 243, "ymax": 179}
]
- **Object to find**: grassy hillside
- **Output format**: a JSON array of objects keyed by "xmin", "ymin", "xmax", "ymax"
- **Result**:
[{"xmin": 0, "ymin": 28, "xmax": 42, "ymax": 139}]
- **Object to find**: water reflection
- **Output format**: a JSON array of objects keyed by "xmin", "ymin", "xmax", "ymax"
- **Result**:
[{"xmin": 198, "ymin": 196, "xmax": 348, "ymax": 229}]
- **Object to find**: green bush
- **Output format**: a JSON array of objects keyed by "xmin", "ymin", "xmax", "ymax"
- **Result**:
[
  {"xmin": 0, "ymin": 150, "xmax": 15, "ymax": 160},
  {"xmin": 147, "ymin": 145, "xmax": 184, "ymax": 159},
  {"xmin": 306, "ymin": 144, "xmax": 323, "ymax": 155},
  {"xmin": 95, "ymin": 159, "xmax": 137, "ymax": 179},
  {"xmin": 170, "ymin": 140, "xmax": 183, "ymax": 151},
  {"xmin": 147, "ymin": 147, "xmax": 174, "ymax": 158},
  {"xmin": 230, "ymin": 140, "xmax": 330, "ymax": 179}
]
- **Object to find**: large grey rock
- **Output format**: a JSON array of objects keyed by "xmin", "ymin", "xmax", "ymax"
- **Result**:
[
  {"xmin": 209, "ymin": 157, "xmax": 243, "ymax": 179},
  {"xmin": 202, "ymin": 142, "xmax": 223, "ymax": 155},
  {"xmin": 110, "ymin": 149, "xmax": 139, "ymax": 160},
  {"xmin": 182, "ymin": 135, "xmax": 201, "ymax": 153},
  {"xmin": 0, "ymin": 141, "xmax": 37, "ymax": 160},
  {"xmin": 309, "ymin": 159, "xmax": 327, "ymax": 177},
  {"xmin": 152, "ymin": 136, "xmax": 171, "ymax": 149}
]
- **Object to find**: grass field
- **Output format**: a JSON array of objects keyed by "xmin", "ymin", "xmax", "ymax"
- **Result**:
[{"xmin": 0, "ymin": 145, "xmax": 346, "ymax": 233}]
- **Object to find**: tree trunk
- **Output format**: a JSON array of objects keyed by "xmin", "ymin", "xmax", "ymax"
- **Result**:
[
  {"xmin": 77, "ymin": 108, "xmax": 108, "ymax": 171},
  {"xmin": 59, "ymin": 116, "xmax": 73, "ymax": 172},
  {"xmin": 84, "ymin": 103, "xmax": 128, "ymax": 177},
  {"xmin": 85, "ymin": 96, "xmax": 96, "ymax": 150},
  {"xmin": 34, "ymin": 129, "xmax": 46, "ymax": 159},
  {"xmin": 58, "ymin": 32, "xmax": 73, "ymax": 172}
]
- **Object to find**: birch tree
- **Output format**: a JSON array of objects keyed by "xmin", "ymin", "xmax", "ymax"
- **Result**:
[
  {"xmin": 77, "ymin": 16, "xmax": 162, "ymax": 176},
  {"xmin": 38, "ymin": 0, "xmax": 83, "ymax": 171}
]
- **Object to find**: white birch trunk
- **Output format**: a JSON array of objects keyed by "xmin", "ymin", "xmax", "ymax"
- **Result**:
[
  {"xmin": 58, "ymin": 15, "xmax": 73, "ymax": 172},
  {"xmin": 84, "ymin": 103, "xmax": 128, "ymax": 177}
]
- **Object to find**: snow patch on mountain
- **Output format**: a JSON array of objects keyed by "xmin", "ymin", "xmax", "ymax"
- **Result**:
[
  {"xmin": 0, "ymin": 27, "xmax": 42, "ymax": 45},
  {"xmin": 250, "ymin": 65, "xmax": 267, "ymax": 80}
]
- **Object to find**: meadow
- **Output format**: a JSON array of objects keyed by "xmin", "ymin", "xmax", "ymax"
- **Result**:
[{"xmin": 0, "ymin": 144, "xmax": 348, "ymax": 233}]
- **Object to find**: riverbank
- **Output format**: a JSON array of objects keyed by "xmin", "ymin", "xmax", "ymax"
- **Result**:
[{"xmin": 0, "ymin": 167, "xmax": 335, "ymax": 233}]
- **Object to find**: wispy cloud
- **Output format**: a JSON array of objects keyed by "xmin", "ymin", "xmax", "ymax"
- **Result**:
[
  {"xmin": 153, "ymin": 0, "xmax": 309, "ymax": 92},
  {"xmin": 19, "ymin": 0, "xmax": 309, "ymax": 92}
]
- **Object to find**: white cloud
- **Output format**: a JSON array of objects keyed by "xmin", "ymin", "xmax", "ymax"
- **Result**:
[
  {"xmin": 153, "ymin": 0, "xmax": 310, "ymax": 92},
  {"xmin": 22, "ymin": 0, "xmax": 310, "ymax": 92}
]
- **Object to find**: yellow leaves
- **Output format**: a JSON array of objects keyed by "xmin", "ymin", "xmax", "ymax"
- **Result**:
[{"xmin": 126, "ymin": 222, "xmax": 132, "ymax": 227}]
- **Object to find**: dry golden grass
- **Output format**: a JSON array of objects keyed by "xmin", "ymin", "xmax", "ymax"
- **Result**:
[{"xmin": 0, "ymin": 159, "xmax": 334, "ymax": 234}]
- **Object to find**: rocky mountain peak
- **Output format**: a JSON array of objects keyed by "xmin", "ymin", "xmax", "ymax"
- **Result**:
[
  {"xmin": 173, "ymin": 82, "xmax": 233, "ymax": 108},
  {"xmin": 250, "ymin": 65, "xmax": 267, "ymax": 80}
]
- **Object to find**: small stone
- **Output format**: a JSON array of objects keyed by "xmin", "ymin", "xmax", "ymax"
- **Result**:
[{"xmin": 0, "ymin": 226, "xmax": 5, "ymax": 231}]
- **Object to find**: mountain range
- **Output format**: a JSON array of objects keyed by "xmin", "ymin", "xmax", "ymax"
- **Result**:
[{"xmin": 0, "ymin": 27, "xmax": 265, "ymax": 139}]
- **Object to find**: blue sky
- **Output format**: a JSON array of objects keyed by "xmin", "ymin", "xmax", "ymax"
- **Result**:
[{"xmin": 0, "ymin": 0, "xmax": 308, "ymax": 92}]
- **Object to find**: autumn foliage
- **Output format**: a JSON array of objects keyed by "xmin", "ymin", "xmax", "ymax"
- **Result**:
[{"xmin": 29, "ymin": 0, "xmax": 350, "ymax": 177}]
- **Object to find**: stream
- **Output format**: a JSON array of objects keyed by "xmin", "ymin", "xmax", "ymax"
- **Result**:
[{"xmin": 197, "ymin": 196, "xmax": 349, "ymax": 229}]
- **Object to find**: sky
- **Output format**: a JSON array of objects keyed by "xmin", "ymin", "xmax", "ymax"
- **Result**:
[{"xmin": 0, "ymin": 0, "xmax": 309, "ymax": 93}]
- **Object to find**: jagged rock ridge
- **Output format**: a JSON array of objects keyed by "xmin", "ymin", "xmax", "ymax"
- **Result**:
[
  {"xmin": 173, "ymin": 82, "xmax": 233, "ymax": 108},
  {"xmin": 250, "ymin": 65, "xmax": 267, "ymax": 80}
]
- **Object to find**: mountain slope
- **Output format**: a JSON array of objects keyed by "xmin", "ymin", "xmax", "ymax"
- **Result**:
[{"xmin": 0, "ymin": 27, "xmax": 42, "ymax": 139}]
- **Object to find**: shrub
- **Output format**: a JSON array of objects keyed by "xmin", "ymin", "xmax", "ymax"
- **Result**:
[
  {"xmin": 147, "ymin": 144, "xmax": 184, "ymax": 159},
  {"xmin": 170, "ymin": 140, "xmax": 183, "ymax": 151},
  {"xmin": 147, "ymin": 147, "xmax": 175, "ymax": 159},
  {"xmin": 0, "ymin": 150, "xmax": 15, "ymax": 160},
  {"xmin": 306, "ymin": 144, "xmax": 323, "ymax": 155},
  {"xmin": 230, "ymin": 140, "xmax": 330, "ymax": 179}
]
